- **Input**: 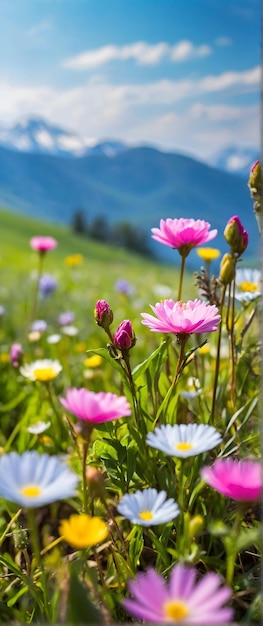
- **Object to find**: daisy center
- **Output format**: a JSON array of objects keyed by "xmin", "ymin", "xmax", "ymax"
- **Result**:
[
  {"xmin": 33, "ymin": 367, "xmax": 56, "ymax": 381},
  {"xmin": 164, "ymin": 599, "xmax": 189, "ymax": 621},
  {"xmin": 139, "ymin": 510, "xmax": 154, "ymax": 521},
  {"xmin": 240, "ymin": 281, "xmax": 258, "ymax": 293},
  {"xmin": 20, "ymin": 484, "xmax": 42, "ymax": 497},
  {"xmin": 175, "ymin": 442, "xmax": 193, "ymax": 451}
]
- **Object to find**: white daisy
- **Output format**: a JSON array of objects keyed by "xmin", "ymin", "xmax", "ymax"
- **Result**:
[
  {"xmin": 27, "ymin": 421, "xmax": 51, "ymax": 434},
  {"xmin": 235, "ymin": 268, "xmax": 261, "ymax": 303},
  {"xmin": 117, "ymin": 488, "xmax": 180, "ymax": 526},
  {"xmin": 61, "ymin": 325, "xmax": 78, "ymax": 336},
  {"xmin": 146, "ymin": 424, "xmax": 222, "ymax": 458},
  {"xmin": 0, "ymin": 451, "xmax": 78, "ymax": 508},
  {"xmin": 46, "ymin": 334, "xmax": 62, "ymax": 344},
  {"xmin": 20, "ymin": 359, "xmax": 62, "ymax": 382},
  {"xmin": 180, "ymin": 377, "xmax": 202, "ymax": 399}
]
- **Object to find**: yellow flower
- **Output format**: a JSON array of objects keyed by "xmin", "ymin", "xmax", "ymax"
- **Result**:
[
  {"xmin": 0, "ymin": 353, "xmax": 9, "ymax": 363},
  {"xmin": 59, "ymin": 514, "xmax": 108, "ymax": 549},
  {"xmin": 196, "ymin": 248, "xmax": 221, "ymax": 263},
  {"xmin": 84, "ymin": 355, "xmax": 103, "ymax": 369},
  {"xmin": 64, "ymin": 254, "xmax": 83, "ymax": 268},
  {"xmin": 198, "ymin": 344, "xmax": 210, "ymax": 355}
]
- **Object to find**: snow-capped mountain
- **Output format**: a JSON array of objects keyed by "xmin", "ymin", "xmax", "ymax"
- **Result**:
[
  {"xmin": 0, "ymin": 117, "xmax": 127, "ymax": 158},
  {"xmin": 210, "ymin": 146, "xmax": 259, "ymax": 178}
]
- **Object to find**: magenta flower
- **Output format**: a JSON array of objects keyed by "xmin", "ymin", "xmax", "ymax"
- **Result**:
[
  {"xmin": 94, "ymin": 300, "xmax": 113, "ymax": 330},
  {"xmin": 141, "ymin": 299, "xmax": 220, "ymax": 335},
  {"xmin": 30, "ymin": 236, "xmax": 58, "ymax": 253},
  {"xmin": 224, "ymin": 216, "xmax": 248, "ymax": 256},
  {"xmin": 201, "ymin": 458, "xmax": 262, "ymax": 501},
  {"xmin": 10, "ymin": 343, "xmax": 23, "ymax": 368},
  {"xmin": 151, "ymin": 218, "xmax": 217, "ymax": 256},
  {"xmin": 114, "ymin": 320, "xmax": 136, "ymax": 350},
  {"xmin": 122, "ymin": 563, "xmax": 233, "ymax": 624},
  {"xmin": 60, "ymin": 388, "xmax": 131, "ymax": 424}
]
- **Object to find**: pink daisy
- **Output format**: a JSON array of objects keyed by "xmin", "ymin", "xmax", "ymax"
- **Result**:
[
  {"xmin": 201, "ymin": 458, "xmax": 262, "ymax": 501},
  {"xmin": 60, "ymin": 388, "xmax": 131, "ymax": 424},
  {"xmin": 141, "ymin": 299, "xmax": 220, "ymax": 335},
  {"xmin": 30, "ymin": 236, "xmax": 58, "ymax": 253},
  {"xmin": 151, "ymin": 218, "xmax": 217, "ymax": 256},
  {"xmin": 123, "ymin": 563, "xmax": 233, "ymax": 624}
]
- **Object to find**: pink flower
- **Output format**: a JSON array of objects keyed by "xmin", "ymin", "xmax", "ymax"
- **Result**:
[
  {"xmin": 60, "ymin": 388, "xmax": 131, "ymax": 424},
  {"xmin": 10, "ymin": 343, "xmax": 23, "ymax": 368},
  {"xmin": 141, "ymin": 299, "xmax": 220, "ymax": 335},
  {"xmin": 151, "ymin": 218, "xmax": 217, "ymax": 256},
  {"xmin": 201, "ymin": 458, "xmax": 262, "ymax": 501},
  {"xmin": 94, "ymin": 300, "xmax": 113, "ymax": 329},
  {"xmin": 30, "ymin": 236, "xmax": 58, "ymax": 253},
  {"xmin": 114, "ymin": 320, "xmax": 136, "ymax": 350},
  {"xmin": 122, "ymin": 563, "xmax": 233, "ymax": 624}
]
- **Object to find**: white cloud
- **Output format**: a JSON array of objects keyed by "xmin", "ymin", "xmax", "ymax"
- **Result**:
[
  {"xmin": 63, "ymin": 40, "xmax": 212, "ymax": 69},
  {"xmin": 215, "ymin": 36, "xmax": 232, "ymax": 46},
  {"xmin": 0, "ymin": 65, "xmax": 259, "ymax": 160}
]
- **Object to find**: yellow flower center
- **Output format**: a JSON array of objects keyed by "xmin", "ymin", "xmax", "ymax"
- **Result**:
[
  {"xmin": 176, "ymin": 442, "xmax": 193, "ymax": 451},
  {"xmin": 33, "ymin": 367, "xmax": 57, "ymax": 381},
  {"xmin": 164, "ymin": 600, "xmax": 189, "ymax": 621},
  {"xmin": 240, "ymin": 281, "xmax": 258, "ymax": 293},
  {"xmin": 20, "ymin": 484, "xmax": 42, "ymax": 497},
  {"xmin": 196, "ymin": 247, "xmax": 221, "ymax": 262},
  {"xmin": 139, "ymin": 510, "xmax": 154, "ymax": 521}
]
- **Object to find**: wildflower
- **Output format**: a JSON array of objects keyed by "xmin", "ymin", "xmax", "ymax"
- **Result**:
[
  {"xmin": 141, "ymin": 299, "xmax": 220, "ymax": 335},
  {"xmin": 31, "ymin": 320, "xmax": 47, "ymax": 333},
  {"xmin": 47, "ymin": 334, "xmax": 62, "ymax": 344},
  {"xmin": 84, "ymin": 355, "xmax": 103, "ymax": 369},
  {"xmin": 151, "ymin": 218, "xmax": 217, "ymax": 257},
  {"xmin": 39, "ymin": 273, "xmax": 58, "ymax": 298},
  {"xmin": 146, "ymin": 424, "xmax": 222, "ymax": 458},
  {"xmin": 59, "ymin": 513, "xmax": 108, "ymax": 549},
  {"xmin": 113, "ymin": 320, "xmax": 136, "ymax": 350},
  {"xmin": 30, "ymin": 236, "xmax": 58, "ymax": 253},
  {"xmin": 224, "ymin": 216, "xmax": 248, "ymax": 256},
  {"xmin": 20, "ymin": 359, "xmax": 62, "ymax": 382},
  {"xmin": 64, "ymin": 253, "xmax": 83, "ymax": 267},
  {"xmin": 115, "ymin": 279, "xmax": 135, "ymax": 296},
  {"xmin": 28, "ymin": 331, "xmax": 41, "ymax": 342},
  {"xmin": 117, "ymin": 488, "xmax": 179, "ymax": 526},
  {"xmin": 235, "ymin": 268, "xmax": 261, "ymax": 303},
  {"xmin": 201, "ymin": 458, "xmax": 262, "ymax": 501},
  {"xmin": 196, "ymin": 247, "xmax": 221, "ymax": 263},
  {"xmin": 61, "ymin": 325, "xmax": 78, "ymax": 336},
  {"xmin": 27, "ymin": 421, "xmax": 51, "ymax": 434},
  {"xmin": 58, "ymin": 311, "xmax": 75, "ymax": 326},
  {"xmin": 122, "ymin": 562, "xmax": 233, "ymax": 623},
  {"xmin": 180, "ymin": 377, "xmax": 202, "ymax": 399},
  {"xmin": 60, "ymin": 388, "xmax": 131, "ymax": 424},
  {"xmin": 152, "ymin": 284, "xmax": 172, "ymax": 298},
  {"xmin": 94, "ymin": 300, "xmax": 113, "ymax": 330},
  {"xmin": 10, "ymin": 343, "xmax": 23, "ymax": 368},
  {"xmin": 0, "ymin": 451, "xmax": 78, "ymax": 508}
]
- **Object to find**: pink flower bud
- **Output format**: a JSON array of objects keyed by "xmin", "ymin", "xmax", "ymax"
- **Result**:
[
  {"xmin": 94, "ymin": 300, "xmax": 113, "ymax": 330},
  {"xmin": 223, "ymin": 216, "xmax": 248, "ymax": 256},
  {"xmin": 113, "ymin": 320, "xmax": 136, "ymax": 351},
  {"xmin": 10, "ymin": 343, "xmax": 23, "ymax": 368},
  {"xmin": 30, "ymin": 236, "xmax": 58, "ymax": 254}
]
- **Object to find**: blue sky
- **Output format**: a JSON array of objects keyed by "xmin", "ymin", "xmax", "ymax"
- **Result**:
[{"xmin": 0, "ymin": 0, "xmax": 260, "ymax": 160}]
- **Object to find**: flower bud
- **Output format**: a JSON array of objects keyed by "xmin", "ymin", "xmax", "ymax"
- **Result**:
[
  {"xmin": 224, "ymin": 216, "xmax": 248, "ymax": 256},
  {"xmin": 86, "ymin": 466, "xmax": 106, "ymax": 500},
  {"xmin": 13, "ymin": 528, "xmax": 28, "ymax": 551},
  {"xmin": 219, "ymin": 253, "xmax": 236, "ymax": 285},
  {"xmin": 248, "ymin": 160, "xmax": 261, "ymax": 190},
  {"xmin": 188, "ymin": 515, "xmax": 204, "ymax": 541},
  {"xmin": 10, "ymin": 343, "xmax": 23, "ymax": 368},
  {"xmin": 94, "ymin": 300, "xmax": 113, "ymax": 331},
  {"xmin": 113, "ymin": 320, "xmax": 136, "ymax": 351}
]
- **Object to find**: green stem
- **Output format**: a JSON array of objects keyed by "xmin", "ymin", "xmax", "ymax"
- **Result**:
[
  {"xmin": 211, "ymin": 284, "xmax": 227, "ymax": 423},
  {"xmin": 45, "ymin": 381, "xmax": 66, "ymax": 447},
  {"xmin": 177, "ymin": 254, "xmax": 186, "ymax": 301},
  {"xmin": 27, "ymin": 508, "xmax": 52, "ymax": 621},
  {"xmin": 225, "ymin": 505, "xmax": 244, "ymax": 586},
  {"xmin": 82, "ymin": 440, "xmax": 89, "ymax": 514},
  {"xmin": 31, "ymin": 252, "xmax": 45, "ymax": 323}
]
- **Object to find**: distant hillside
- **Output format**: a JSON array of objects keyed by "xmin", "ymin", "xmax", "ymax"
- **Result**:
[{"xmin": 0, "ymin": 143, "xmax": 259, "ymax": 264}]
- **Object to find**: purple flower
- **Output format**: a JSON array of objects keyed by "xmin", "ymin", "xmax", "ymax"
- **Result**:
[
  {"xmin": 113, "ymin": 320, "xmax": 136, "ymax": 350},
  {"xmin": 31, "ymin": 320, "xmax": 47, "ymax": 333},
  {"xmin": 122, "ymin": 563, "xmax": 233, "ymax": 623},
  {"xmin": 94, "ymin": 300, "xmax": 113, "ymax": 330},
  {"xmin": 58, "ymin": 311, "xmax": 75, "ymax": 326},
  {"xmin": 39, "ymin": 273, "xmax": 58, "ymax": 298},
  {"xmin": 115, "ymin": 279, "xmax": 135, "ymax": 296}
]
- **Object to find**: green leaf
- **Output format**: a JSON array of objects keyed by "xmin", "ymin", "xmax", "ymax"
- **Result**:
[{"xmin": 66, "ymin": 565, "xmax": 102, "ymax": 624}]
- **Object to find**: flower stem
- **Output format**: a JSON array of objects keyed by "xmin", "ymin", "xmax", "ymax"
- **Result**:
[
  {"xmin": 177, "ymin": 254, "xmax": 186, "ymax": 301},
  {"xmin": 31, "ymin": 252, "xmax": 44, "ymax": 323},
  {"xmin": 211, "ymin": 284, "xmax": 227, "ymax": 423},
  {"xmin": 27, "ymin": 507, "xmax": 52, "ymax": 621}
]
